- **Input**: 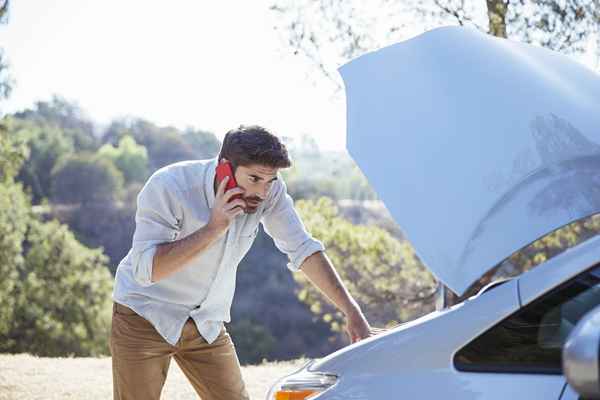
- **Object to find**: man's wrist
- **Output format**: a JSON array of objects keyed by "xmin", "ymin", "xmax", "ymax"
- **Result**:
[
  {"xmin": 341, "ymin": 301, "xmax": 362, "ymax": 318},
  {"xmin": 202, "ymin": 221, "xmax": 226, "ymax": 239}
]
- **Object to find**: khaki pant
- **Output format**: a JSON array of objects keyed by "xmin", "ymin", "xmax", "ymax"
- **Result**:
[{"xmin": 109, "ymin": 302, "xmax": 250, "ymax": 400}]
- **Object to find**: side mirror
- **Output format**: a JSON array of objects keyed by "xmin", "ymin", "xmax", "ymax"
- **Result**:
[{"xmin": 563, "ymin": 304, "xmax": 600, "ymax": 399}]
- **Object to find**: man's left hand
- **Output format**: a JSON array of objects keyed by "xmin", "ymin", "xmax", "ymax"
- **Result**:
[{"xmin": 344, "ymin": 308, "xmax": 372, "ymax": 344}]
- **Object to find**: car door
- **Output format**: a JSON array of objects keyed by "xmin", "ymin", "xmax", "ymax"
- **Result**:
[{"xmin": 454, "ymin": 264, "xmax": 600, "ymax": 400}]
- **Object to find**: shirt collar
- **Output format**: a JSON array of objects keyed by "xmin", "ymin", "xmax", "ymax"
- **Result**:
[{"xmin": 204, "ymin": 157, "xmax": 218, "ymax": 208}]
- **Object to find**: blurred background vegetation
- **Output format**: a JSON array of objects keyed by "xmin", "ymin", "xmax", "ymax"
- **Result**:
[{"xmin": 1, "ymin": 0, "xmax": 600, "ymax": 364}]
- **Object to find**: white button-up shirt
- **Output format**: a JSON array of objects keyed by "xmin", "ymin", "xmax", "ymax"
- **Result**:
[{"xmin": 112, "ymin": 157, "xmax": 325, "ymax": 345}]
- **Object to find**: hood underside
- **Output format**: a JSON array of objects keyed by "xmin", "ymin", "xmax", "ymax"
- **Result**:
[{"xmin": 340, "ymin": 26, "xmax": 600, "ymax": 295}]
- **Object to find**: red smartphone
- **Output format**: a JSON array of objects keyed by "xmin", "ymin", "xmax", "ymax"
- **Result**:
[{"xmin": 215, "ymin": 160, "xmax": 242, "ymax": 202}]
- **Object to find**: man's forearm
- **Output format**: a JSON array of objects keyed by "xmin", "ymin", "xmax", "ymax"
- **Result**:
[
  {"xmin": 299, "ymin": 251, "xmax": 360, "ymax": 316},
  {"xmin": 151, "ymin": 224, "xmax": 222, "ymax": 283}
]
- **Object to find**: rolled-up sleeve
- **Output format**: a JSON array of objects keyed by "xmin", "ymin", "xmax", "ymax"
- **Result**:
[
  {"xmin": 261, "ymin": 179, "xmax": 325, "ymax": 272},
  {"xmin": 130, "ymin": 174, "xmax": 182, "ymax": 286}
]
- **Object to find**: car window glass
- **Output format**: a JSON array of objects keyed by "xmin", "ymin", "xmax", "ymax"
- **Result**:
[{"xmin": 454, "ymin": 264, "xmax": 600, "ymax": 374}]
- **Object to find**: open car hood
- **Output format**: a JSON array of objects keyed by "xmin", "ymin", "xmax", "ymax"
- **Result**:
[{"xmin": 340, "ymin": 26, "xmax": 600, "ymax": 295}]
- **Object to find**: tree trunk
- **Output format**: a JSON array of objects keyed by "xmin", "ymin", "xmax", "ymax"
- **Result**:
[{"xmin": 486, "ymin": 0, "xmax": 508, "ymax": 38}]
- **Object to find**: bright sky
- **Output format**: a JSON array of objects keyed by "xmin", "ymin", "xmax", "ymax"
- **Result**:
[
  {"xmin": 1, "ymin": 1, "xmax": 598, "ymax": 152},
  {"xmin": 0, "ymin": 0, "xmax": 347, "ymax": 150}
]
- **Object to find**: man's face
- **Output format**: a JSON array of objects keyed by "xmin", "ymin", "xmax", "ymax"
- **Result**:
[{"xmin": 233, "ymin": 163, "xmax": 279, "ymax": 214}]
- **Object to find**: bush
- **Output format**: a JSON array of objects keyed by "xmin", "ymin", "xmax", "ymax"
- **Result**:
[
  {"xmin": 227, "ymin": 319, "xmax": 277, "ymax": 365},
  {"xmin": 1, "ymin": 124, "xmax": 114, "ymax": 357},
  {"xmin": 97, "ymin": 135, "xmax": 149, "ymax": 184},
  {"xmin": 51, "ymin": 154, "xmax": 124, "ymax": 204},
  {"xmin": 5, "ymin": 218, "xmax": 113, "ymax": 356},
  {"xmin": 295, "ymin": 197, "xmax": 437, "ymax": 330}
]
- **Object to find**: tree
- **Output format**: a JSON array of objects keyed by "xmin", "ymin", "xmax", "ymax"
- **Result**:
[
  {"xmin": 0, "ymin": 121, "xmax": 114, "ymax": 356},
  {"xmin": 182, "ymin": 127, "xmax": 221, "ymax": 159},
  {"xmin": 51, "ymin": 154, "xmax": 125, "ymax": 204},
  {"xmin": 102, "ymin": 118, "xmax": 220, "ymax": 171},
  {"xmin": 15, "ymin": 96, "xmax": 99, "ymax": 151},
  {"xmin": 97, "ymin": 134, "xmax": 149, "ymax": 183},
  {"xmin": 0, "ymin": 0, "xmax": 113, "ymax": 357},
  {"xmin": 295, "ymin": 197, "xmax": 437, "ymax": 331},
  {"xmin": 8, "ymin": 218, "xmax": 113, "ymax": 356},
  {"xmin": 11, "ymin": 119, "xmax": 74, "ymax": 204},
  {"xmin": 227, "ymin": 319, "xmax": 277, "ymax": 364},
  {"xmin": 271, "ymin": 0, "xmax": 599, "ymax": 90},
  {"xmin": 0, "ymin": 119, "xmax": 31, "ymax": 346},
  {"xmin": 56, "ymin": 201, "xmax": 136, "ymax": 273},
  {"xmin": 507, "ymin": 0, "xmax": 600, "ymax": 52}
]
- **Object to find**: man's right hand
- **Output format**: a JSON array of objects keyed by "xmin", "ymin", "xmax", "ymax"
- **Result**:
[
  {"xmin": 208, "ymin": 176, "xmax": 246, "ymax": 234},
  {"xmin": 151, "ymin": 176, "xmax": 245, "ymax": 283}
]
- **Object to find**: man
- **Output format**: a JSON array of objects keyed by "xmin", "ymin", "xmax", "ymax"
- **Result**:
[{"xmin": 110, "ymin": 125, "xmax": 372, "ymax": 400}]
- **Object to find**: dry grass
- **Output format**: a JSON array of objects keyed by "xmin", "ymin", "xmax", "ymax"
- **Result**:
[{"xmin": 0, "ymin": 354, "xmax": 309, "ymax": 400}]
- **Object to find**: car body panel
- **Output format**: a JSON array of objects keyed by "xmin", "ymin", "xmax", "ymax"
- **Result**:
[
  {"xmin": 317, "ymin": 373, "xmax": 565, "ymax": 400},
  {"xmin": 339, "ymin": 26, "xmax": 600, "ymax": 295},
  {"xmin": 309, "ymin": 280, "xmax": 567, "ymax": 399},
  {"xmin": 305, "ymin": 240, "xmax": 600, "ymax": 399},
  {"xmin": 310, "ymin": 279, "xmax": 519, "ymax": 375}
]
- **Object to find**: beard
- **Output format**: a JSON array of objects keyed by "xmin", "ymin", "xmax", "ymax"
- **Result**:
[{"xmin": 242, "ymin": 195, "xmax": 263, "ymax": 214}]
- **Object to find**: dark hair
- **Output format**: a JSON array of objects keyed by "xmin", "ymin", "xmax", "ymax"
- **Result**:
[{"xmin": 218, "ymin": 125, "xmax": 292, "ymax": 169}]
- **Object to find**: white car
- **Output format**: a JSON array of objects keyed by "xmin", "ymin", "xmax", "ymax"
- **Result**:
[{"xmin": 267, "ymin": 26, "xmax": 600, "ymax": 400}]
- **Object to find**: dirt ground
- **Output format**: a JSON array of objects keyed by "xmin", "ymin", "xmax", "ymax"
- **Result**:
[{"xmin": 0, "ymin": 354, "xmax": 309, "ymax": 400}]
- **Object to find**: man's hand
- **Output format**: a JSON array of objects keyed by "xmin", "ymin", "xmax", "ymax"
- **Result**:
[
  {"xmin": 300, "ymin": 252, "xmax": 375, "ymax": 344},
  {"xmin": 151, "ymin": 175, "xmax": 243, "ymax": 283},
  {"xmin": 344, "ymin": 307, "xmax": 372, "ymax": 344},
  {"xmin": 208, "ymin": 176, "xmax": 246, "ymax": 234}
]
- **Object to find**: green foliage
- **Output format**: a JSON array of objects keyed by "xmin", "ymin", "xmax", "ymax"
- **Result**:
[
  {"xmin": 51, "ymin": 154, "xmax": 125, "ymax": 204},
  {"xmin": 295, "ymin": 197, "xmax": 437, "ymax": 330},
  {"xmin": 0, "ymin": 122, "xmax": 31, "ymax": 343},
  {"xmin": 0, "ymin": 181, "xmax": 28, "ymax": 341},
  {"xmin": 58, "ymin": 202, "xmax": 136, "ymax": 273},
  {"xmin": 98, "ymin": 135, "xmax": 149, "ymax": 183},
  {"xmin": 0, "ymin": 125, "xmax": 113, "ymax": 356},
  {"xmin": 182, "ymin": 128, "xmax": 221, "ymax": 158},
  {"xmin": 0, "ymin": 118, "xmax": 27, "ymax": 182},
  {"xmin": 15, "ymin": 96, "xmax": 98, "ymax": 151},
  {"xmin": 9, "ymin": 119, "xmax": 75, "ymax": 204},
  {"xmin": 227, "ymin": 319, "xmax": 277, "ymax": 365},
  {"xmin": 7, "ymin": 218, "xmax": 113, "ymax": 356},
  {"xmin": 512, "ymin": 215, "xmax": 600, "ymax": 270},
  {"xmin": 101, "ymin": 118, "xmax": 220, "ymax": 170}
]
